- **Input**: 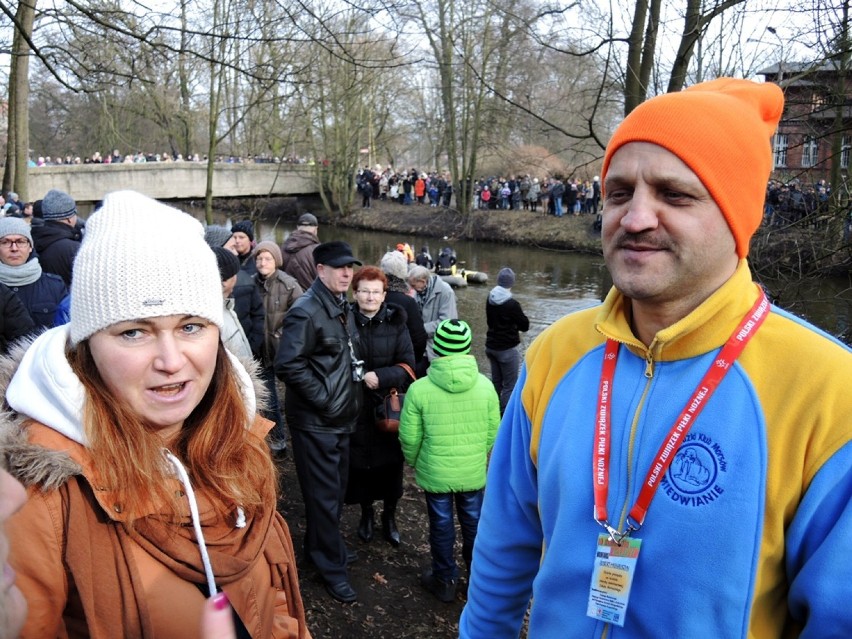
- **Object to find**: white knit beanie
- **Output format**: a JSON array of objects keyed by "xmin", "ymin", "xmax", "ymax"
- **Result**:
[{"xmin": 70, "ymin": 190, "xmax": 224, "ymax": 345}]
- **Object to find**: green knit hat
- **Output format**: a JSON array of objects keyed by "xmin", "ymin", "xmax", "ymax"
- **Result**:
[{"xmin": 433, "ymin": 319, "xmax": 472, "ymax": 356}]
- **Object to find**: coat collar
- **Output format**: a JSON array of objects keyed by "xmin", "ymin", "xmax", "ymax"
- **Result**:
[{"xmin": 595, "ymin": 259, "xmax": 764, "ymax": 362}]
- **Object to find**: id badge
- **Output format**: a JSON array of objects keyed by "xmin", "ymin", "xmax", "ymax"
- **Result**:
[{"xmin": 586, "ymin": 533, "xmax": 642, "ymax": 627}]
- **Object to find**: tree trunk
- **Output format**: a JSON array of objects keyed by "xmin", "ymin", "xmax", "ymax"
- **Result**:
[{"xmin": 4, "ymin": 0, "xmax": 37, "ymax": 200}]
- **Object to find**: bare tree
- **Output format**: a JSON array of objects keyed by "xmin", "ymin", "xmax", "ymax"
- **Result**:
[{"xmin": 3, "ymin": 0, "xmax": 37, "ymax": 198}]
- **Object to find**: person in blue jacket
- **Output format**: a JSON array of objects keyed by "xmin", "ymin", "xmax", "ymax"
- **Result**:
[
  {"xmin": 460, "ymin": 78, "xmax": 852, "ymax": 637},
  {"xmin": 0, "ymin": 217, "xmax": 67, "ymax": 330}
]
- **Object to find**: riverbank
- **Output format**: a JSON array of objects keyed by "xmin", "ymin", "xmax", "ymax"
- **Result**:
[
  {"xmin": 331, "ymin": 200, "xmax": 604, "ymax": 254},
  {"xmin": 321, "ymin": 199, "xmax": 851, "ymax": 280}
]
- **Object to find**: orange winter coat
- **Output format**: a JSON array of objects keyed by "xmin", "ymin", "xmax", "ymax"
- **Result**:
[
  {"xmin": 7, "ymin": 419, "xmax": 311, "ymax": 639},
  {"xmin": 414, "ymin": 178, "xmax": 426, "ymax": 198}
]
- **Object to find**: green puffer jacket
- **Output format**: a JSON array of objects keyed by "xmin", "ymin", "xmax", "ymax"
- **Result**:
[{"xmin": 399, "ymin": 354, "xmax": 501, "ymax": 493}]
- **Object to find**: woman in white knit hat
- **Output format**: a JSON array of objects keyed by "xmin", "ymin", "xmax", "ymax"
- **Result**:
[{"xmin": 1, "ymin": 191, "xmax": 309, "ymax": 638}]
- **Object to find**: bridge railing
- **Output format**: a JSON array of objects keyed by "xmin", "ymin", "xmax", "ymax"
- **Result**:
[{"xmin": 26, "ymin": 162, "xmax": 318, "ymax": 203}]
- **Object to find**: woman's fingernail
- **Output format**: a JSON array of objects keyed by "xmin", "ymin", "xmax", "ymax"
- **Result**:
[{"xmin": 213, "ymin": 592, "xmax": 230, "ymax": 611}]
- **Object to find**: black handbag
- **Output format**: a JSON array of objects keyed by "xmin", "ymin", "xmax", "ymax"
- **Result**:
[{"xmin": 374, "ymin": 363, "xmax": 416, "ymax": 433}]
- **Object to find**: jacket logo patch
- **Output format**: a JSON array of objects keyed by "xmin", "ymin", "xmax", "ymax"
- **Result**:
[{"xmin": 660, "ymin": 433, "xmax": 727, "ymax": 507}]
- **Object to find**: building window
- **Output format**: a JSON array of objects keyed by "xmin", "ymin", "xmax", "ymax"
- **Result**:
[
  {"xmin": 773, "ymin": 134, "xmax": 788, "ymax": 168},
  {"xmin": 842, "ymin": 135, "xmax": 850, "ymax": 170},
  {"xmin": 802, "ymin": 136, "xmax": 819, "ymax": 168}
]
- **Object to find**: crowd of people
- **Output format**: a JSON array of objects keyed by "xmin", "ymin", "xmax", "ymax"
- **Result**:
[
  {"xmin": 3, "ymin": 75, "xmax": 852, "ymax": 639},
  {"xmin": 473, "ymin": 175, "xmax": 602, "ymax": 216},
  {"xmin": 30, "ymin": 150, "xmax": 311, "ymax": 167},
  {"xmin": 356, "ymin": 167, "xmax": 454, "ymax": 208}
]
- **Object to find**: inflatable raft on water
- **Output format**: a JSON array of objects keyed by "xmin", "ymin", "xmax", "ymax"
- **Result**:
[{"xmin": 439, "ymin": 267, "xmax": 488, "ymax": 288}]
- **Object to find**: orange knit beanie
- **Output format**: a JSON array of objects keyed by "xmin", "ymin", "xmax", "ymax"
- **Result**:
[{"xmin": 601, "ymin": 78, "xmax": 784, "ymax": 257}]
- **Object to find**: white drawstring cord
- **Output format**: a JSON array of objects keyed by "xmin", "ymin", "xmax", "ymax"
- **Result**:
[{"xmin": 163, "ymin": 450, "xmax": 217, "ymax": 597}]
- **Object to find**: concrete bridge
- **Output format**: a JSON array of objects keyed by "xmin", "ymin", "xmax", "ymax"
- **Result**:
[{"xmin": 26, "ymin": 163, "xmax": 319, "ymax": 204}]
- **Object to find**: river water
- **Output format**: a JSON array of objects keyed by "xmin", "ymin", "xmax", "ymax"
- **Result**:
[{"xmin": 209, "ymin": 212, "xmax": 852, "ymax": 373}]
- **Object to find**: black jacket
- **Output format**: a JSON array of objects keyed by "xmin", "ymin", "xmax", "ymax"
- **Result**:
[
  {"xmin": 485, "ymin": 295, "xmax": 530, "ymax": 351},
  {"xmin": 386, "ymin": 290, "xmax": 427, "ymax": 364},
  {"xmin": 348, "ymin": 303, "xmax": 415, "ymax": 470},
  {"xmin": 232, "ymin": 270, "xmax": 265, "ymax": 357},
  {"xmin": 0, "ymin": 283, "xmax": 35, "ymax": 353},
  {"xmin": 275, "ymin": 279, "xmax": 363, "ymax": 433},
  {"xmin": 31, "ymin": 221, "xmax": 82, "ymax": 287}
]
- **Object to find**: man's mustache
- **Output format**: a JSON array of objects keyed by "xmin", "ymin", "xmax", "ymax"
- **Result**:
[{"xmin": 613, "ymin": 231, "xmax": 672, "ymax": 251}]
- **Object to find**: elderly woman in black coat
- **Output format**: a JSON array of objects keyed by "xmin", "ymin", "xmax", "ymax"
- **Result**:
[{"xmin": 345, "ymin": 266, "xmax": 415, "ymax": 547}]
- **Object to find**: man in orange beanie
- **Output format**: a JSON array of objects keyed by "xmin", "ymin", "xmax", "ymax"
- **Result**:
[{"xmin": 462, "ymin": 79, "xmax": 852, "ymax": 637}]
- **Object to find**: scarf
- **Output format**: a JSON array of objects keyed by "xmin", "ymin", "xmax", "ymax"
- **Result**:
[
  {"xmin": 386, "ymin": 274, "xmax": 409, "ymax": 294},
  {"xmin": 0, "ymin": 258, "xmax": 42, "ymax": 287},
  {"xmin": 415, "ymin": 276, "xmax": 436, "ymax": 311},
  {"xmin": 64, "ymin": 474, "xmax": 305, "ymax": 638}
]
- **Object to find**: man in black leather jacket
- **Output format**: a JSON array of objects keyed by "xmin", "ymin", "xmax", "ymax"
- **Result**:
[{"xmin": 275, "ymin": 240, "xmax": 364, "ymax": 604}]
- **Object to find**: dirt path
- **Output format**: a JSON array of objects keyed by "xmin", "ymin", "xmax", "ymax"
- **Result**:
[{"xmin": 276, "ymin": 455, "xmax": 467, "ymax": 638}]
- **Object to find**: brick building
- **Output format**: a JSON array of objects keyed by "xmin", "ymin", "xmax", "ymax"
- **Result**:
[{"xmin": 760, "ymin": 61, "xmax": 851, "ymax": 185}]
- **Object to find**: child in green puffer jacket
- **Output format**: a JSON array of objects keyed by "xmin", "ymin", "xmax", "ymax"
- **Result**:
[{"xmin": 399, "ymin": 319, "xmax": 501, "ymax": 603}]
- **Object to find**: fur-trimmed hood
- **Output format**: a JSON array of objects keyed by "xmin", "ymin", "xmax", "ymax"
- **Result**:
[{"xmin": 0, "ymin": 325, "xmax": 269, "ymax": 489}]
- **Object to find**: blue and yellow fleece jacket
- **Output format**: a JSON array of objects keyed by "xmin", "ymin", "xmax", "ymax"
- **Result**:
[{"xmin": 460, "ymin": 261, "xmax": 852, "ymax": 638}]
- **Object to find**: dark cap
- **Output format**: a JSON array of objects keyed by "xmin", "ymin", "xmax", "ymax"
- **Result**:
[
  {"xmin": 313, "ymin": 241, "xmax": 362, "ymax": 268},
  {"xmin": 230, "ymin": 220, "xmax": 254, "ymax": 242},
  {"xmin": 211, "ymin": 246, "xmax": 240, "ymax": 281},
  {"xmin": 297, "ymin": 212, "xmax": 318, "ymax": 226}
]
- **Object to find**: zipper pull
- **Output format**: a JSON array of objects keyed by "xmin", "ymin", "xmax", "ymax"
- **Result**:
[{"xmin": 644, "ymin": 351, "xmax": 654, "ymax": 378}]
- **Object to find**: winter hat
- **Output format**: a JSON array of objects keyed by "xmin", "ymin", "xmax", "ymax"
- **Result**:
[
  {"xmin": 380, "ymin": 250, "xmax": 408, "ymax": 281},
  {"xmin": 0, "ymin": 217, "xmax": 32, "ymax": 244},
  {"xmin": 230, "ymin": 220, "xmax": 254, "ymax": 242},
  {"xmin": 41, "ymin": 189, "xmax": 77, "ymax": 220},
  {"xmin": 253, "ymin": 240, "xmax": 283, "ymax": 269},
  {"xmin": 433, "ymin": 319, "xmax": 472, "ymax": 356},
  {"xmin": 601, "ymin": 77, "xmax": 783, "ymax": 258},
  {"xmin": 297, "ymin": 212, "xmax": 318, "ymax": 227},
  {"xmin": 70, "ymin": 190, "xmax": 224, "ymax": 345},
  {"xmin": 212, "ymin": 246, "xmax": 240, "ymax": 281},
  {"xmin": 497, "ymin": 267, "xmax": 515, "ymax": 288},
  {"xmin": 313, "ymin": 241, "xmax": 362, "ymax": 267},
  {"xmin": 204, "ymin": 224, "xmax": 233, "ymax": 248}
]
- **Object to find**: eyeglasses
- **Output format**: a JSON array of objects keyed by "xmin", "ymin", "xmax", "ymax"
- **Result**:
[
  {"xmin": 0, "ymin": 238, "xmax": 30, "ymax": 248},
  {"xmin": 356, "ymin": 289, "xmax": 384, "ymax": 297}
]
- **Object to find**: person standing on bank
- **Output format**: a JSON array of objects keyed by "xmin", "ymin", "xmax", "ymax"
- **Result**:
[
  {"xmin": 400, "ymin": 319, "xmax": 500, "ymax": 604},
  {"xmin": 380, "ymin": 250, "xmax": 427, "ymax": 370},
  {"xmin": 281, "ymin": 213, "xmax": 321, "ymax": 291},
  {"xmin": 253, "ymin": 240, "xmax": 303, "ymax": 458},
  {"xmin": 0, "ymin": 217, "xmax": 68, "ymax": 330},
  {"xmin": 275, "ymin": 241, "xmax": 364, "ymax": 604},
  {"xmin": 30, "ymin": 189, "xmax": 82, "ymax": 287},
  {"xmin": 346, "ymin": 266, "xmax": 415, "ymax": 548},
  {"xmin": 204, "ymin": 225, "xmax": 265, "ymax": 361},
  {"xmin": 407, "ymin": 265, "xmax": 458, "ymax": 373},
  {"xmin": 211, "ymin": 246, "xmax": 253, "ymax": 361},
  {"xmin": 461, "ymin": 79, "xmax": 852, "ymax": 637},
  {"xmin": 485, "ymin": 267, "xmax": 529, "ymax": 414},
  {"xmin": 230, "ymin": 220, "xmax": 257, "ymax": 275},
  {"xmin": 3, "ymin": 190, "xmax": 309, "ymax": 638}
]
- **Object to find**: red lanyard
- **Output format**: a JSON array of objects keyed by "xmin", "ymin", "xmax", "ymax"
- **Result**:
[{"xmin": 594, "ymin": 290, "xmax": 770, "ymax": 543}]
